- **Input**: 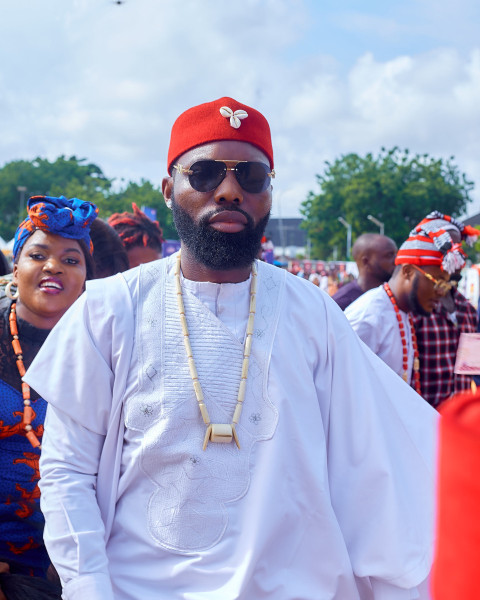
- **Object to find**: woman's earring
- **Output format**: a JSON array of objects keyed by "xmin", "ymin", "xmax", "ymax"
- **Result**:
[{"xmin": 5, "ymin": 281, "xmax": 19, "ymax": 300}]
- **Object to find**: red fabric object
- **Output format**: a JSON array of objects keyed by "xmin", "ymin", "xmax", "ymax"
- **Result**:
[
  {"xmin": 395, "ymin": 234, "xmax": 445, "ymax": 268},
  {"xmin": 432, "ymin": 390, "xmax": 480, "ymax": 599},
  {"xmin": 416, "ymin": 211, "xmax": 480, "ymax": 244},
  {"xmin": 167, "ymin": 97, "xmax": 274, "ymax": 174},
  {"xmin": 395, "ymin": 231, "xmax": 467, "ymax": 274}
]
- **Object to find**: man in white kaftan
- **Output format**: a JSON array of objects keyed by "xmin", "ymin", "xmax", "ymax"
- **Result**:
[
  {"xmin": 25, "ymin": 98, "xmax": 437, "ymax": 600},
  {"xmin": 345, "ymin": 285, "xmax": 416, "ymax": 383},
  {"xmin": 346, "ymin": 213, "xmax": 471, "ymax": 388}
]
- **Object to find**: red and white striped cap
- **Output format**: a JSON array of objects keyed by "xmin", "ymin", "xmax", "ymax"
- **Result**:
[{"xmin": 396, "ymin": 211, "xmax": 479, "ymax": 274}]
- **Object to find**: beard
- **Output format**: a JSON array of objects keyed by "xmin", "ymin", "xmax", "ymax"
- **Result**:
[
  {"xmin": 373, "ymin": 265, "xmax": 393, "ymax": 284},
  {"xmin": 171, "ymin": 195, "xmax": 270, "ymax": 270},
  {"xmin": 407, "ymin": 273, "xmax": 431, "ymax": 317}
]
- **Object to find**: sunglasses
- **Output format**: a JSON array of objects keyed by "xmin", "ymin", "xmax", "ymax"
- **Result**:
[
  {"xmin": 173, "ymin": 159, "xmax": 275, "ymax": 194},
  {"xmin": 412, "ymin": 264, "xmax": 452, "ymax": 296}
]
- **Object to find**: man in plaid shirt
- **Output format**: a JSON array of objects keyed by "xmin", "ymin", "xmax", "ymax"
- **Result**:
[{"xmin": 413, "ymin": 282, "xmax": 478, "ymax": 408}]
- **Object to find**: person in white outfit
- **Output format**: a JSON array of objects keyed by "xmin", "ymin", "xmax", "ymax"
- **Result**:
[{"xmin": 25, "ymin": 97, "xmax": 437, "ymax": 600}]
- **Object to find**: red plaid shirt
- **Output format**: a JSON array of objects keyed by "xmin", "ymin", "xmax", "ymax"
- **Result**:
[{"xmin": 413, "ymin": 288, "xmax": 478, "ymax": 408}]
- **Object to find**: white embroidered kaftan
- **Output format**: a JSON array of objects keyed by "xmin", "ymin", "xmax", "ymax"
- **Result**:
[
  {"xmin": 345, "ymin": 285, "xmax": 415, "ymax": 384},
  {"xmin": 25, "ymin": 255, "xmax": 438, "ymax": 600}
]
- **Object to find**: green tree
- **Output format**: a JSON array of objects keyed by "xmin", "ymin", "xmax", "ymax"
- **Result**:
[
  {"xmin": 0, "ymin": 156, "xmax": 177, "ymax": 242},
  {"xmin": 301, "ymin": 148, "xmax": 474, "ymax": 260},
  {"xmin": 0, "ymin": 156, "xmax": 111, "ymax": 240},
  {"xmin": 103, "ymin": 180, "xmax": 176, "ymax": 240}
]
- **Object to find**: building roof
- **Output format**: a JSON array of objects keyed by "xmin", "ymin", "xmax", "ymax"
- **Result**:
[
  {"xmin": 264, "ymin": 217, "xmax": 307, "ymax": 248},
  {"xmin": 463, "ymin": 213, "xmax": 480, "ymax": 227}
]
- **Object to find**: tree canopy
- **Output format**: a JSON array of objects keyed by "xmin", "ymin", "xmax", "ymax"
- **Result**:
[
  {"xmin": 0, "ymin": 155, "xmax": 176, "ymax": 240},
  {"xmin": 104, "ymin": 180, "xmax": 176, "ymax": 240},
  {"xmin": 301, "ymin": 148, "xmax": 474, "ymax": 260}
]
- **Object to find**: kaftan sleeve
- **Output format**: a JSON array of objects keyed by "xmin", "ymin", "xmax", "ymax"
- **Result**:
[
  {"xmin": 319, "ymin": 301, "xmax": 437, "ymax": 599},
  {"xmin": 24, "ymin": 273, "xmax": 136, "ymax": 600},
  {"xmin": 40, "ymin": 407, "xmax": 114, "ymax": 600},
  {"xmin": 344, "ymin": 295, "xmax": 382, "ymax": 354}
]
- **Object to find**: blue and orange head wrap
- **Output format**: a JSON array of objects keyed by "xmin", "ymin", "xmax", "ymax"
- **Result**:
[{"xmin": 13, "ymin": 195, "xmax": 99, "ymax": 261}]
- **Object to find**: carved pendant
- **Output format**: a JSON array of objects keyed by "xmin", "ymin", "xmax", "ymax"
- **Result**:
[{"xmin": 203, "ymin": 424, "xmax": 240, "ymax": 450}]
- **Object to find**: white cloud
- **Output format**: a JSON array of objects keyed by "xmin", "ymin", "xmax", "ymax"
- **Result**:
[
  {"xmin": 333, "ymin": 12, "xmax": 405, "ymax": 40},
  {"xmin": 271, "ymin": 47, "xmax": 480, "ymax": 217},
  {"xmin": 0, "ymin": 0, "xmax": 479, "ymax": 221}
]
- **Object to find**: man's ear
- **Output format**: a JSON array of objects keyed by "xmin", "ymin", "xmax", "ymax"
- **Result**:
[
  {"xmin": 162, "ymin": 176, "xmax": 173, "ymax": 209},
  {"xmin": 12, "ymin": 262, "xmax": 18, "ymax": 285},
  {"xmin": 402, "ymin": 264, "xmax": 414, "ymax": 282}
]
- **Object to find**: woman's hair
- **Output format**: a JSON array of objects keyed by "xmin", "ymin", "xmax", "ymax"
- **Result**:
[
  {"xmin": 14, "ymin": 234, "xmax": 95, "ymax": 281},
  {"xmin": 0, "ymin": 573, "xmax": 61, "ymax": 600},
  {"xmin": 77, "ymin": 239, "xmax": 96, "ymax": 280},
  {"xmin": 108, "ymin": 203, "xmax": 164, "ymax": 252},
  {"xmin": 0, "ymin": 252, "xmax": 11, "ymax": 276},
  {"xmin": 89, "ymin": 218, "xmax": 129, "ymax": 278}
]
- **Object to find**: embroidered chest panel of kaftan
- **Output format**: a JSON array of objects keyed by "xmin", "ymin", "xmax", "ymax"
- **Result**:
[{"xmin": 124, "ymin": 262, "xmax": 279, "ymax": 553}]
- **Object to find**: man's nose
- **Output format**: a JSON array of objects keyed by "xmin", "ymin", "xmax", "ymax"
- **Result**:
[{"xmin": 213, "ymin": 169, "xmax": 244, "ymax": 205}]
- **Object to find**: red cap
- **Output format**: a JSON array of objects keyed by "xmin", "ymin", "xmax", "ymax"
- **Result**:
[{"xmin": 167, "ymin": 97, "xmax": 274, "ymax": 174}]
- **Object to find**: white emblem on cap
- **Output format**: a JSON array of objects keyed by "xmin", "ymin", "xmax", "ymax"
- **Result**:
[{"xmin": 219, "ymin": 106, "xmax": 248, "ymax": 129}]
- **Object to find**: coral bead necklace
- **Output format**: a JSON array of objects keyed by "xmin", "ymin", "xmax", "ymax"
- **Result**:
[
  {"xmin": 174, "ymin": 252, "xmax": 257, "ymax": 450},
  {"xmin": 383, "ymin": 283, "xmax": 421, "ymax": 395},
  {"xmin": 9, "ymin": 302, "xmax": 41, "ymax": 449}
]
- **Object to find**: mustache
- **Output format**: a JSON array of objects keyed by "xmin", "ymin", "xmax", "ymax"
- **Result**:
[{"xmin": 200, "ymin": 207, "xmax": 254, "ymax": 228}]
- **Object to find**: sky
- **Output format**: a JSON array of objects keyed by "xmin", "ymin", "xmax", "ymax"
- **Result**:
[{"xmin": 0, "ymin": 0, "xmax": 479, "ymax": 220}]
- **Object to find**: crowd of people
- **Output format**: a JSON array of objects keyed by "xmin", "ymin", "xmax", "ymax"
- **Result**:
[
  {"xmin": 290, "ymin": 261, "xmax": 353, "ymax": 295},
  {"xmin": 0, "ymin": 96, "xmax": 478, "ymax": 599}
]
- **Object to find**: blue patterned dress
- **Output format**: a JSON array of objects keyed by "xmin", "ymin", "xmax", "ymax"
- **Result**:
[{"xmin": 0, "ymin": 297, "xmax": 50, "ymax": 576}]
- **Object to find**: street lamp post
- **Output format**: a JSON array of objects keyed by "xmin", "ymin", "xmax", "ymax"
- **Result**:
[
  {"xmin": 338, "ymin": 217, "xmax": 352, "ymax": 259},
  {"xmin": 17, "ymin": 186, "xmax": 27, "ymax": 222},
  {"xmin": 367, "ymin": 214, "xmax": 385, "ymax": 235},
  {"xmin": 276, "ymin": 192, "xmax": 286, "ymax": 256}
]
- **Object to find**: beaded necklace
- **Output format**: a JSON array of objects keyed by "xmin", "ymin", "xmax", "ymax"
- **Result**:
[
  {"xmin": 174, "ymin": 253, "xmax": 257, "ymax": 450},
  {"xmin": 9, "ymin": 302, "xmax": 41, "ymax": 449},
  {"xmin": 383, "ymin": 283, "xmax": 421, "ymax": 395}
]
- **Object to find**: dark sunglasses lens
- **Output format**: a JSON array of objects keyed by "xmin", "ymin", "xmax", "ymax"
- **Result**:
[
  {"xmin": 189, "ymin": 160, "xmax": 226, "ymax": 192},
  {"xmin": 235, "ymin": 162, "xmax": 270, "ymax": 193}
]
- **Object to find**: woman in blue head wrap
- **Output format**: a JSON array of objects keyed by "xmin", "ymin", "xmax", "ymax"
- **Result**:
[{"xmin": 0, "ymin": 195, "xmax": 97, "ymax": 596}]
